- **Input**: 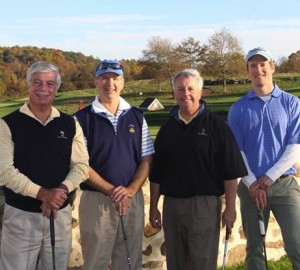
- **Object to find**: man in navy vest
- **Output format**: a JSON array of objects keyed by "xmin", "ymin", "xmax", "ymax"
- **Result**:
[
  {"xmin": 0, "ymin": 61, "xmax": 89, "ymax": 269},
  {"xmin": 75, "ymin": 59, "xmax": 154, "ymax": 270}
]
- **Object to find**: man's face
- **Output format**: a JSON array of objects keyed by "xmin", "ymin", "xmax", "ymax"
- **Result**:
[
  {"xmin": 28, "ymin": 72, "xmax": 58, "ymax": 107},
  {"xmin": 247, "ymin": 55, "xmax": 275, "ymax": 88},
  {"xmin": 173, "ymin": 75, "xmax": 201, "ymax": 113},
  {"xmin": 94, "ymin": 73, "xmax": 124, "ymax": 103}
]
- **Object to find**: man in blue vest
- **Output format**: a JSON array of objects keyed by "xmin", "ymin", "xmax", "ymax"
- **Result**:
[
  {"xmin": 0, "ymin": 61, "xmax": 89, "ymax": 269},
  {"xmin": 75, "ymin": 59, "xmax": 154, "ymax": 270}
]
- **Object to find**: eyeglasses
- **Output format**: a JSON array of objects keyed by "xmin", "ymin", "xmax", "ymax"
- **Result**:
[{"xmin": 96, "ymin": 62, "xmax": 124, "ymax": 72}]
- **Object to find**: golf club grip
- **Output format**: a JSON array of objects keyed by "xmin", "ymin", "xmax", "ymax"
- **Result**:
[
  {"xmin": 222, "ymin": 227, "xmax": 230, "ymax": 270},
  {"xmin": 257, "ymin": 210, "xmax": 266, "ymax": 236},
  {"xmin": 120, "ymin": 216, "xmax": 127, "ymax": 240},
  {"xmin": 225, "ymin": 227, "xmax": 230, "ymax": 240},
  {"xmin": 50, "ymin": 212, "xmax": 55, "ymax": 246}
]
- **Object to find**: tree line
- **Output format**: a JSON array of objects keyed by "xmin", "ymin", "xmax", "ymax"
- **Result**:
[{"xmin": 0, "ymin": 28, "xmax": 299, "ymax": 97}]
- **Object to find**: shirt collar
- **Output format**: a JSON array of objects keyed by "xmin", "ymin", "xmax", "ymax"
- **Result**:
[
  {"xmin": 20, "ymin": 102, "xmax": 60, "ymax": 125},
  {"xmin": 92, "ymin": 96, "xmax": 131, "ymax": 115},
  {"xmin": 171, "ymin": 100, "xmax": 206, "ymax": 123},
  {"xmin": 178, "ymin": 108, "xmax": 200, "ymax": 124},
  {"xmin": 247, "ymin": 84, "xmax": 282, "ymax": 99}
]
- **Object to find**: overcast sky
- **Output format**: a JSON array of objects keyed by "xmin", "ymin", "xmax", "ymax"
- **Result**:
[{"xmin": 1, "ymin": 0, "xmax": 300, "ymax": 63}]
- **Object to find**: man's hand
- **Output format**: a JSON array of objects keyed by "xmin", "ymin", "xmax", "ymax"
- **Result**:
[
  {"xmin": 149, "ymin": 206, "xmax": 162, "ymax": 229},
  {"xmin": 221, "ymin": 207, "xmax": 236, "ymax": 233},
  {"xmin": 40, "ymin": 203, "xmax": 58, "ymax": 218},
  {"xmin": 37, "ymin": 187, "xmax": 67, "ymax": 218},
  {"xmin": 250, "ymin": 175, "xmax": 273, "ymax": 192},
  {"xmin": 249, "ymin": 187, "xmax": 267, "ymax": 210},
  {"xmin": 115, "ymin": 195, "xmax": 130, "ymax": 216},
  {"xmin": 111, "ymin": 186, "xmax": 134, "ymax": 202}
]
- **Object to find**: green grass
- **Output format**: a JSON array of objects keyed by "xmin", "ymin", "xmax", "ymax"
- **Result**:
[{"xmin": 217, "ymin": 255, "xmax": 292, "ymax": 270}]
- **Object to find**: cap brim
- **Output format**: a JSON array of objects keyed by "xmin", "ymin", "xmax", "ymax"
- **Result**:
[
  {"xmin": 246, "ymin": 52, "xmax": 272, "ymax": 62},
  {"xmin": 95, "ymin": 68, "xmax": 123, "ymax": 77}
]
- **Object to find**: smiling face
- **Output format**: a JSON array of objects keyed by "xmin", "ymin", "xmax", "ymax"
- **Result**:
[
  {"xmin": 28, "ymin": 72, "xmax": 58, "ymax": 108},
  {"xmin": 247, "ymin": 55, "xmax": 275, "ymax": 94},
  {"xmin": 173, "ymin": 74, "xmax": 202, "ymax": 116},
  {"xmin": 94, "ymin": 72, "xmax": 124, "ymax": 105}
]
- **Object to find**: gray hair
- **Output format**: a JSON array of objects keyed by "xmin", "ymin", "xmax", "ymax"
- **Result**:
[
  {"xmin": 26, "ymin": 61, "xmax": 61, "ymax": 89},
  {"xmin": 171, "ymin": 68, "xmax": 204, "ymax": 90}
]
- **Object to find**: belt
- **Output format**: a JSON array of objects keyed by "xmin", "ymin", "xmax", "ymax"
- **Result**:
[{"xmin": 279, "ymin": 174, "xmax": 290, "ymax": 179}]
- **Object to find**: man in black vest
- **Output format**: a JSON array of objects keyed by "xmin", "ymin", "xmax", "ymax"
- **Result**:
[{"xmin": 0, "ymin": 61, "xmax": 89, "ymax": 270}]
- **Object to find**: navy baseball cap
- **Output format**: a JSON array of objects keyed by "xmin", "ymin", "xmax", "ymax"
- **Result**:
[
  {"xmin": 246, "ymin": 47, "xmax": 273, "ymax": 62},
  {"xmin": 95, "ymin": 59, "xmax": 124, "ymax": 77}
]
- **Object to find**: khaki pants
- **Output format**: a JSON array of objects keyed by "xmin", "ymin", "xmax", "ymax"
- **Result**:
[
  {"xmin": 79, "ymin": 190, "xmax": 144, "ymax": 270},
  {"xmin": 0, "ymin": 204, "xmax": 72, "ymax": 270}
]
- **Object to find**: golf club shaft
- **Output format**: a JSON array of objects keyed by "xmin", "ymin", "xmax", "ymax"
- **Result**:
[
  {"xmin": 257, "ymin": 210, "xmax": 268, "ymax": 270},
  {"xmin": 50, "ymin": 212, "xmax": 56, "ymax": 270},
  {"xmin": 120, "ymin": 215, "xmax": 132, "ymax": 270},
  {"xmin": 222, "ymin": 227, "xmax": 230, "ymax": 270}
]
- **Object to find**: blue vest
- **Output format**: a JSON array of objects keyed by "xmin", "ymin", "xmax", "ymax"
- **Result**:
[{"xmin": 75, "ymin": 105, "xmax": 143, "ymax": 190}]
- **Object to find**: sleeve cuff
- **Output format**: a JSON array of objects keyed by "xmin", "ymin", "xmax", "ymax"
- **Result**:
[
  {"xmin": 241, "ymin": 175, "xmax": 257, "ymax": 188},
  {"xmin": 62, "ymin": 179, "xmax": 75, "ymax": 193},
  {"xmin": 25, "ymin": 182, "xmax": 41, "ymax": 198},
  {"xmin": 265, "ymin": 167, "xmax": 282, "ymax": 182}
]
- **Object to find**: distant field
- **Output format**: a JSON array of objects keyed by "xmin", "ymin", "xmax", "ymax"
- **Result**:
[{"xmin": 1, "ymin": 80, "xmax": 300, "ymax": 140}]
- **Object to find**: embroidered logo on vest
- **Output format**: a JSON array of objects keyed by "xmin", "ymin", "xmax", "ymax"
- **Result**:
[
  {"xmin": 197, "ymin": 128, "xmax": 208, "ymax": 136},
  {"xmin": 57, "ymin": 130, "xmax": 68, "ymax": 139},
  {"xmin": 129, "ymin": 124, "xmax": 136, "ymax": 133}
]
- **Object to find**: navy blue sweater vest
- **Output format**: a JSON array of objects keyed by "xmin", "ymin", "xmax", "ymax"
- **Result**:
[
  {"xmin": 75, "ymin": 105, "xmax": 143, "ymax": 190},
  {"xmin": 2, "ymin": 110, "xmax": 75, "ymax": 212}
]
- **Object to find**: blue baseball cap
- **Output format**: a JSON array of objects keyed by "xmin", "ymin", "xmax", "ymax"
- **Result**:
[
  {"xmin": 95, "ymin": 59, "xmax": 124, "ymax": 77},
  {"xmin": 246, "ymin": 47, "xmax": 273, "ymax": 62}
]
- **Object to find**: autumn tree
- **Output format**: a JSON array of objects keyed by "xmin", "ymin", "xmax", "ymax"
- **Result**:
[
  {"xmin": 204, "ymin": 28, "xmax": 244, "ymax": 92},
  {"xmin": 141, "ymin": 36, "xmax": 178, "ymax": 91},
  {"xmin": 277, "ymin": 51, "xmax": 300, "ymax": 73},
  {"xmin": 174, "ymin": 37, "xmax": 207, "ymax": 69},
  {"xmin": 121, "ymin": 59, "xmax": 143, "ymax": 81}
]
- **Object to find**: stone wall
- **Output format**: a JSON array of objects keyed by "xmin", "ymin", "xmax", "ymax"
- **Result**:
[
  {"xmin": 0, "ymin": 178, "xmax": 293, "ymax": 270},
  {"xmin": 67, "ymin": 179, "xmax": 289, "ymax": 270}
]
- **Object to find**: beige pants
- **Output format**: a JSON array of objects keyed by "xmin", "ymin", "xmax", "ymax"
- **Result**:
[
  {"xmin": 0, "ymin": 204, "xmax": 72, "ymax": 270},
  {"xmin": 79, "ymin": 190, "xmax": 144, "ymax": 270}
]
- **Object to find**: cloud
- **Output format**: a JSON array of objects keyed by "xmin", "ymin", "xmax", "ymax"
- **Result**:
[{"xmin": 1, "ymin": 15, "xmax": 299, "ymax": 61}]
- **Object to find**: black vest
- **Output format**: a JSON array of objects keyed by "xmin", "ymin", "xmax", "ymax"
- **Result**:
[{"xmin": 2, "ymin": 110, "xmax": 75, "ymax": 212}]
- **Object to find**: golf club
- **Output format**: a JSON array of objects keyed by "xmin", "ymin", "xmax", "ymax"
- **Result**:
[
  {"xmin": 222, "ymin": 227, "xmax": 230, "ymax": 270},
  {"xmin": 50, "ymin": 212, "xmax": 56, "ymax": 270},
  {"xmin": 120, "ymin": 215, "xmax": 132, "ymax": 270},
  {"xmin": 257, "ymin": 210, "xmax": 268, "ymax": 270}
]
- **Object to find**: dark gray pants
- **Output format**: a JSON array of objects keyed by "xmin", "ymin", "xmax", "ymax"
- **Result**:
[
  {"xmin": 163, "ymin": 195, "xmax": 221, "ymax": 270},
  {"xmin": 238, "ymin": 176, "xmax": 300, "ymax": 270}
]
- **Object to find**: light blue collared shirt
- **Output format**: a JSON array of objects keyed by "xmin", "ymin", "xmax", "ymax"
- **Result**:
[{"xmin": 227, "ymin": 84, "xmax": 300, "ymax": 178}]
